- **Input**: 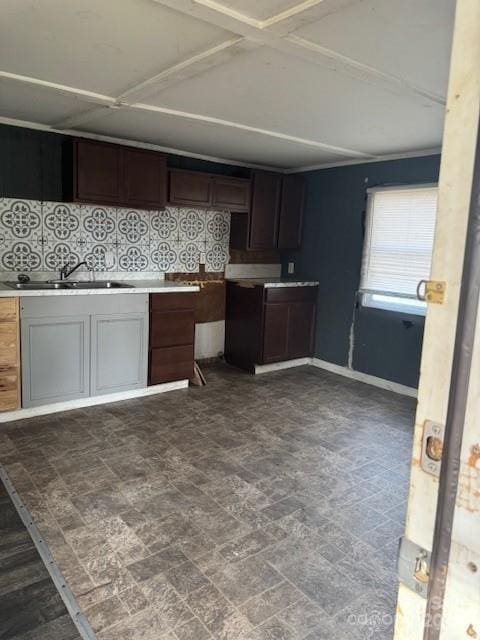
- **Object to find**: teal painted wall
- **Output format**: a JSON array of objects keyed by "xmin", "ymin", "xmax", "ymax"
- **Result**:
[{"xmin": 282, "ymin": 154, "xmax": 441, "ymax": 388}]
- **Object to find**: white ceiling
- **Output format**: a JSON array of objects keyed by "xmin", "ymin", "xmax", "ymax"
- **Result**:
[{"xmin": 0, "ymin": 0, "xmax": 456, "ymax": 170}]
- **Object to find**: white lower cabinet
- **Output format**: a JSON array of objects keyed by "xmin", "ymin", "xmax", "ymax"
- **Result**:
[
  {"xmin": 90, "ymin": 313, "xmax": 147, "ymax": 396},
  {"xmin": 21, "ymin": 315, "xmax": 90, "ymax": 407},
  {"xmin": 20, "ymin": 295, "xmax": 148, "ymax": 408}
]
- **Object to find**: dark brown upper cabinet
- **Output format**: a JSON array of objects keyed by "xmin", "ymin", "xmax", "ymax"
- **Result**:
[
  {"xmin": 168, "ymin": 169, "xmax": 213, "ymax": 207},
  {"xmin": 74, "ymin": 139, "xmax": 121, "ymax": 205},
  {"xmin": 231, "ymin": 171, "xmax": 305, "ymax": 251},
  {"xmin": 212, "ymin": 176, "xmax": 250, "ymax": 211},
  {"xmin": 123, "ymin": 147, "xmax": 167, "ymax": 209},
  {"xmin": 73, "ymin": 139, "xmax": 167, "ymax": 209},
  {"xmin": 248, "ymin": 171, "xmax": 283, "ymax": 250},
  {"xmin": 277, "ymin": 174, "xmax": 305, "ymax": 250},
  {"xmin": 168, "ymin": 169, "xmax": 250, "ymax": 211}
]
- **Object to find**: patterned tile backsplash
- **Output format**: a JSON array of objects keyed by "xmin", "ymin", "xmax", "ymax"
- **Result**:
[{"xmin": 0, "ymin": 199, "xmax": 231, "ymax": 273}]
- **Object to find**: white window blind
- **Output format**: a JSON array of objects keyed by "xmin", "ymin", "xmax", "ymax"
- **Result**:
[{"xmin": 360, "ymin": 185, "xmax": 438, "ymax": 309}]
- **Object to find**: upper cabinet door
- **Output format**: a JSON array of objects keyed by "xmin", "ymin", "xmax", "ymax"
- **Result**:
[
  {"xmin": 123, "ymin": 147, "xmax": 167, "ymax": 210},
  {"xmin": 212, "ymin": 176, "xmax": 250, "ymax": 211},
  {"xmin": 74, "ymin": 139, "xmax": 121, "ymax": 205},
  {"xmin": 248, "ymin": 171, "xmax": 282, "ymax": 250},
  {"xmin": 277, "ymin": 174, "xmax": 305, "ymax": 250},
  {"xmin": 168, "ymin": 169, "xmax": 213, "ymax": 207}
]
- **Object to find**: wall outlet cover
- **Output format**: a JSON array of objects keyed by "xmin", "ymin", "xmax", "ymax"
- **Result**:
[{"xmin": 288, "ymin": 262, "xmax": 295, "ymax": 274}]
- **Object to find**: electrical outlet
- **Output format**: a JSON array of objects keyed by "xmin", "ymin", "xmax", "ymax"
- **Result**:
[
  {"xmin": 288, "ymin": 262, "xmax": 295, "ymax": 274},
  {"xmin": 200, "ymin": 252, "xmax": 206, "ymax": 264},
  {"xmin": 105, "ymin": 250, "xmax": 114, "ymax": 268}
]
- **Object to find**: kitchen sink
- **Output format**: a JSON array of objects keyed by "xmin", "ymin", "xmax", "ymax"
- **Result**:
[
  {"xmin": 3, "ymin": 281, "xmax": 134, "ymax": 290},
  {"xmin": 3, "ymin": 281, "xmax": 68, "ymax": 290},
  {"xmin": 65, "ymin": 281, "xmax": 133, "ymax": 289}
]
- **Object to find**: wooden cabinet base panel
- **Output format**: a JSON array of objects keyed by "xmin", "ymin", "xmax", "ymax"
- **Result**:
[{"xmin": 0, "ymin": 298, "xmax": 20, "ymax": 412}]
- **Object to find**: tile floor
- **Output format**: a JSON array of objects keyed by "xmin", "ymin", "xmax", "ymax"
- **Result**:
[
  {"xmin": 0, "ymin": 480, "xmax": 80, "ymax": 639},
  {"xmin": 0, "ymin": 364, "xmax": 415, "ymax": 639}
]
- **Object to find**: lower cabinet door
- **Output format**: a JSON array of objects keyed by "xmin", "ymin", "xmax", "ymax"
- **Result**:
[
  {"xmin": 262, "ymin": 303, "xmax": 289, "ymax": 363},
  {"xmin": 287, "ymin": 301, "xmax": 316, "ymax": 358},
  {"xmin": 21, "ymin": 315, "xmax": 90, "ymax": 408},
  {"xmin": 90, "ymin": 313, "xmax": 148, "ymax": 396}
]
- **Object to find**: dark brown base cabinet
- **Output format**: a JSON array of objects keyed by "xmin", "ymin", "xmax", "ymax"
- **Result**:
[
  {"xmin": 148, "ymin": 292, "xmax": 197, "ymax": 385},
  {"xmin": 225, "ymin": 282, "xmax": 317, "ymax": 372}
]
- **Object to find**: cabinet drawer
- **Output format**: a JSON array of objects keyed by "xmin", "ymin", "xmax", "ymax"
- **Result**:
[
  {"xmin": 0, "ymin": 298, "xmax": 18, "ymax": 322},
  {"xmin": 150, "ymin": 292, "xmax": 197, "ymax": 312},
  {"xmin": 265, "ymin": 286, "xmax": 318, "ymax": 304},
  {"xmin": 0, "ymin": 322, "xmax": 19, "ymax": 366},
  {"xmin": 149, "ymin": 345, "xmax": 194, "ymax": 384},
  {"xmin": 0, "ymin": 368, "xmax": 19, "ymax": 412},
  {"xmin": 150, "ymin": 310, "xmax": 195, "ymax": 348}
]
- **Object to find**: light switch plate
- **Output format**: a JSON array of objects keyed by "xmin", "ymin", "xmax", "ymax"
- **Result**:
[{"xmin": 288, "ymin": 262, "xmax": 295, "ymax": 274}]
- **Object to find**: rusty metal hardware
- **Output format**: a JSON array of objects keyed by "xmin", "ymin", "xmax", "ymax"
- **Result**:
[
  {"xmin": 398, "ymin": 537, "xmax": 431, "ymax": 597},
  {"xmin": 421, "ymin": 421, "xmax": 445, "ymax": 476},
  {"xmin": 417, "ymin": 280, "xmax": 446, "ymax": 304}
]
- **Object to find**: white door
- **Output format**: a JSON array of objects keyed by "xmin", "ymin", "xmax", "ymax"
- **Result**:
[{"xmin": 394, "ymin": 0, "xmax": 480, "ymax": 636}]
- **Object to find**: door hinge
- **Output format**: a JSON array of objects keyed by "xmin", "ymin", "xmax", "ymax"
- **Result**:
[
  {"xmin": 417, "ymin": 280, "xmax": 446, "ymax": 304},
  {"xmin": 421, "ymin": 420, "xmax": 444, "ymax": 476},
  {"xmin": 398, "ymin": 537, "xmax": 431, "ymax": 597}
]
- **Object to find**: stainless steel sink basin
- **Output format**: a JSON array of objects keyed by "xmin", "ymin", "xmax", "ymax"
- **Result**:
[
  {"xmin": 3, "ymin": 281, "xmax": 133, "ymax": 290},
  {"xmin": 3, "ymin": 281, "xmax": 68, "ymax": 290},
  {"xmin": 65, "ymin": 281, "xmax": 133, "ymax": 289}
]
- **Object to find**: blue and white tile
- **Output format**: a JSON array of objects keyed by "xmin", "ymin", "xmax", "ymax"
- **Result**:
[
  {"xmin": 43, "ymin": 242, "xmax": 82, "ymax": 272},
  {"xmin": 0, "ymin": 198, "xmax": 42, "ymax": 240},
  {"xmin": 117, "ymin": 244, "xmax": 150, "ymax": 272},
  {"xmin": 149, "ymin": 207, "xmax": 179, "ymax": 242},
  {"xmin": 177, "ymin": 240, "xmax": 203, "ymax": 273},
  {"xmin": 117, "ymin": 208, "xmax": 150, "ymax": 245},
  {"xmin": 0, "ymin": 238, "xmax": 43, "ymax": 272},
  {"xmin": 149, "ymin": 239, "xmax": 178, "ymax": 273},
  {"xmin": 81, "ymin": 206, "xmax": 117, "ymax": 244},
  {"xmin": 42, "ymin": 201, "xmax": 82, "ymax": 245},
  {"xmin": 83, "ymin": 243, "xmax": 117, "ymax": 272},
  {"xmin": 205, "ymin": 241, "xmax": 229, "ymax": 273},
  {"xmin": 206, "ymin": 210, "xmax": 230, "ymax": 244},
  {"xmin": 178, "ymin": 208, "xmax": 206, "ymax": 242}
]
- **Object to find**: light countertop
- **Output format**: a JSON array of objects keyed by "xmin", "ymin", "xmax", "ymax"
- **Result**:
[
  {"xmin": 226, "ymin": 277, "xmax": 319, "ymax": 288},
  {"xmin": 0, "ymin": 279, "xmax": 200, "ymax": 297}
]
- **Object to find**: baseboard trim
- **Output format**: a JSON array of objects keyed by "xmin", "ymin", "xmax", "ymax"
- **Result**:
[
  {"xmin": 311, "ymin": 358, "xmax": 418, "ymax": 398},
  {"xmin": 0, "ymin": 380, "xmax": 189, "ymax": 424},
  {"xmin": 254, "ymin": 358, "xmax": 311, "ymax": 374}
]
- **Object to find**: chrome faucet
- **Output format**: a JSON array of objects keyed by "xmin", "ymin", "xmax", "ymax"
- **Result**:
[{"xmin": 59, "ymin": 261, "xmax": 88, "ymax": 281}]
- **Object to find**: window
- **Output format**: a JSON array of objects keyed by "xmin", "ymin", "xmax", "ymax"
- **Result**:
[{"xmin": 360, "ymin": 184, "xmax": 438, "ymax": 315}]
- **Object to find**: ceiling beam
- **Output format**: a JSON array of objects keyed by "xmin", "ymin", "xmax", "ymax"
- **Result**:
[
  {"xmin": 0, "ymin": 71, "xmax": 114, "ymax": 107},
  {"xmin": 3, "ymin": 67, "xmax": 372, "ymax": 159},
  {"xmin": 131, "ymin": 102, "xmax": 375, "ymax": 158},
  {"xmin": 116, "ymin": 37, "xmax": 255, "ymax": 103},
  {"xmin": 52, "ymin": 36, "xmax": 256, "ymax": 130},
  {"xmin": 151, "ymin": 0, "xmax": 446, "ymax": 106}
]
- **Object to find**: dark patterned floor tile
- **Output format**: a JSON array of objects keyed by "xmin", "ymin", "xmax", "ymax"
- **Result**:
[
  {"xmin": 127, "ymin": 545, "xmax": 188, "ymax": 582},
  {"xmin": 243, "ymin": 617, "xmax": 296, "ymax": 640},
  {"xmin": 210, "ymin": 555, "xmax": 283, "ymax": 606},
  {"xmin": 239, "ymin": 581, "xmax": 303, "ymax": 626}
]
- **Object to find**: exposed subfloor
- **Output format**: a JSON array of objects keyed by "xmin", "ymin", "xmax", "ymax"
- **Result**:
[
  {"xmin": 0, "ymin": 363, "xmax": 414, "ymax": 640},
  {"xmin": 0, "ymin": 480, "xmax": 80, "ymax": 639}
]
